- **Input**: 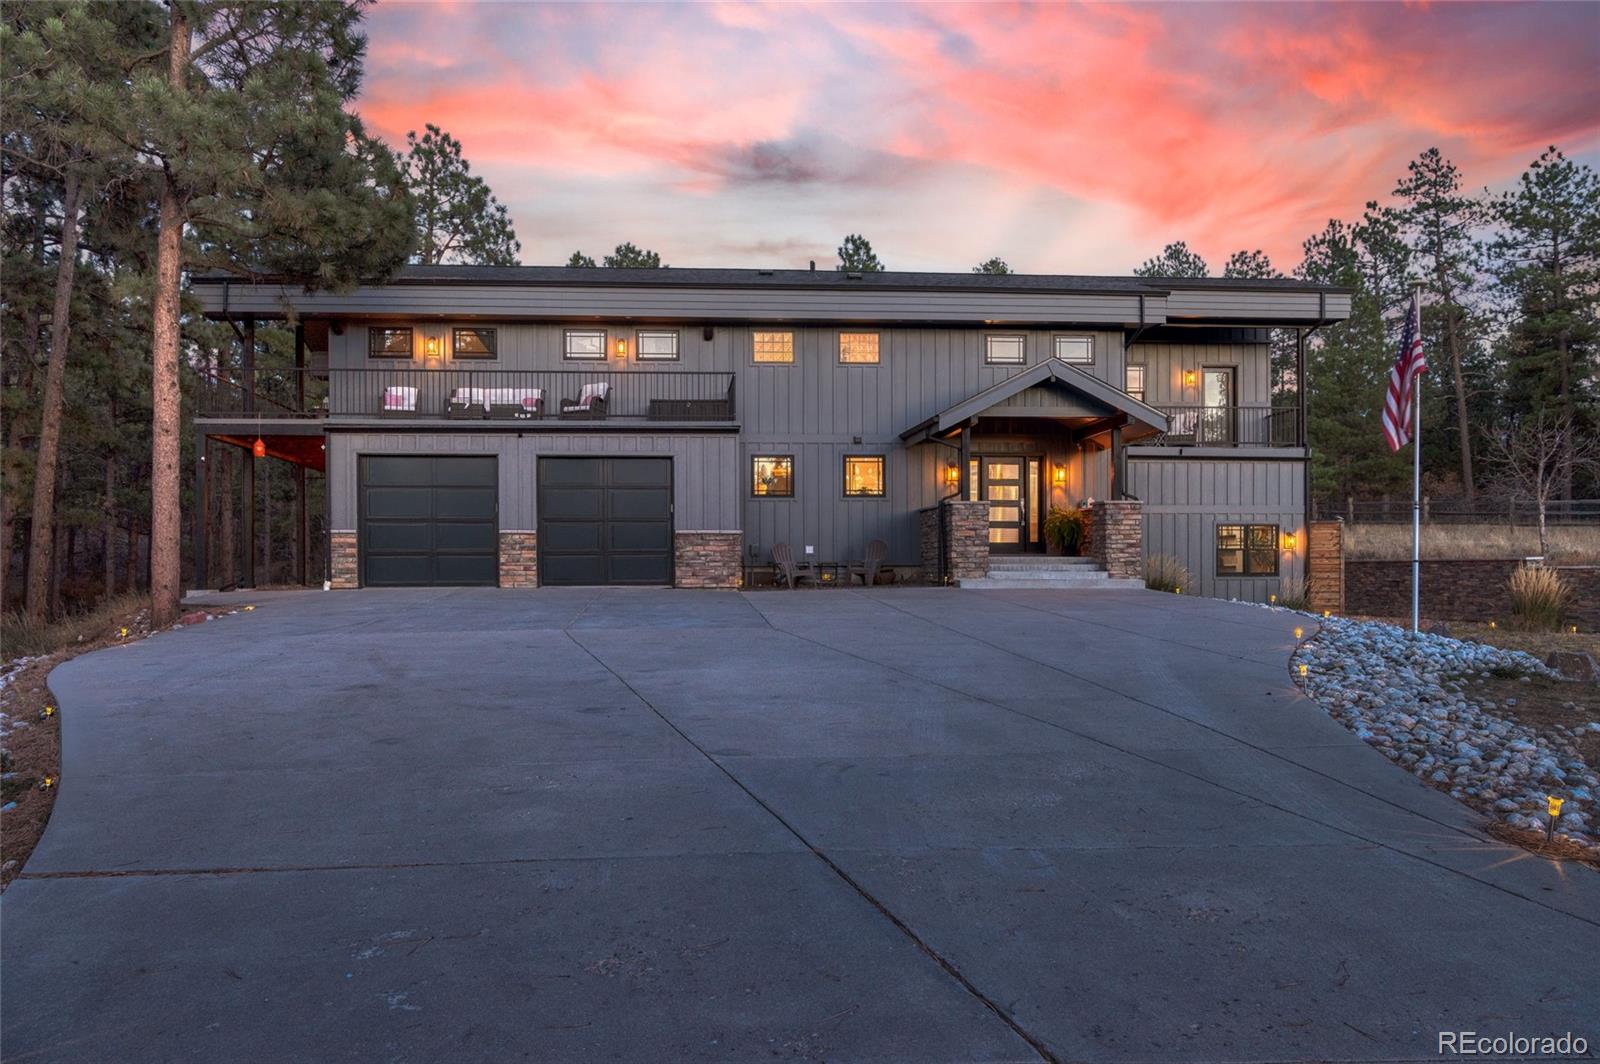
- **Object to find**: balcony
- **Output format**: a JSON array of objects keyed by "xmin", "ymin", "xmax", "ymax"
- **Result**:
[
  {"xmin": 1151, "ymin": 405, "xmax": 1303, "ymax": 448},
  {"xmin": 197, "ymin": 368, "xmax": 737, "ymax": 425}
]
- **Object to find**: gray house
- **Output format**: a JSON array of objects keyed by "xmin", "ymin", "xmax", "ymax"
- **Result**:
[{"xmin": 190, "ymin": 266, "xmax": 1350, "ymax": 600}]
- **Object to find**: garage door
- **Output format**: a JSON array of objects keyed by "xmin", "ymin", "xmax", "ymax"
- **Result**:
[
  {"xmin": 538, "ymin": 457, "xmax": 673, "ymax": 586},
  {"xmin": 359, "ymin": 455, "xmax": 498, "ymax": 586}
]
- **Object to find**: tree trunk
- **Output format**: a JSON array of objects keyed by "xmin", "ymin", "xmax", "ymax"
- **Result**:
[
  {"xmin": 125, "ymin": 524, "xmax": 138, "ymax": 593},
  {"xmin": 24, "ymin": 174, "xmax": 85, "ymax": 622},
  {"xmin": 103, "ymin": 454, "xmax": 117, "ymax": 601},
  {"xmin": 148, "ymin": 8, "xmax": 190, "ymax": 628},
  {"xmin": 1440, "ymin": 299, "xmax": 1474, "ymax": 501}
]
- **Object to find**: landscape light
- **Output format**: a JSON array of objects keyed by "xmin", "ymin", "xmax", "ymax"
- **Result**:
[
  {"xmin": 1294, "ymin": 627, "xmax": 1303, "ymax": 640},
  {"xmin": 1547, "ymin": 795, "xmax": 1564, "ymax": 819},
  {"xmin": 1298, "ymin": 663, "xmax": 1308, "ymax": 677}
]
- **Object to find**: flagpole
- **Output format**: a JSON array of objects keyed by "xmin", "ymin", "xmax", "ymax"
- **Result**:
[{"xmin": 1411, "ymin": 286, "xmax": 1422, "ymax": 634}]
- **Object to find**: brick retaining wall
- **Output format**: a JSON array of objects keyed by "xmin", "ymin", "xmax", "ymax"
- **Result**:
[
  {"xmin": 674, "ymin": 532, "xmax": 742, "ymax": 589},
  {"xmin": 498, "ymin": 532, "xmax": 538, "ymax": 588},
  {"xmin": 1346, "ymin": 559, "xmax": 1599, "ymax": 627}
]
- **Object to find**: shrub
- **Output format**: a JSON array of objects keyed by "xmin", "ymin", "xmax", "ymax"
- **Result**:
[
  {"xmin": 1043, "ymin": 506, "xmax": 1088, "ymax": 555},
  {"xmin": 1275, "ymin": 577, "xmax": 1311, "ymax": 611},
  {"xmin": 1507, "ymin": 565, "xmax": 1573, "ymax": 631},
  {"xmin": 1144, "ymin": 554, "xmax": 1190, "ymax": 594}
]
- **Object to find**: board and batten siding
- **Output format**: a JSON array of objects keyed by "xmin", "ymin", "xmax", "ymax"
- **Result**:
[
  {"xmin": 1129, "ymin": 339, "xmax": 1275, "ymax": 409},
  {"xmin": 326, "ymin": 432, "xmax": 738, "ymax": 533},
  {"xmin": 1129, "ymin": 455, "xmax": 1306, "ymax": 603}
]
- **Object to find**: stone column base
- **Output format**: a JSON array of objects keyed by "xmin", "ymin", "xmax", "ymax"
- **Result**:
[
  {"xmin": 1089, "ymin": 500, "xmax": 1143, "ymax": 580},
  {"xmin": 943, "ymin": 500, "xmax": 991, "ymax": 584},
  {"xmin": 330, "ymin": 531, "xmax": 359, "ymax": 589},
  {"xmin": 499, "ymin": 531, "xmax": 538, "ymax": 588},
  {"xmin": 675, "ymin": 531, "xmax": 741, "ymax": 588}
]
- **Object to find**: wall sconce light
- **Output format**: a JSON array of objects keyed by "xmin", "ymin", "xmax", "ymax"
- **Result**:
[
  {"xmin": 614, "ymin": 337, "xmax": 628, "ymax": 359},
  {"xmin": 424, "ymin": 335, "xmax": 442, "ymax": 357},
  {"xmin": 1052, "ymin": 465, "xmax": 1067, "ymax": 487},
  {"xmin": 1183, "ymin": 369, "xmax": 1198, "ymax": 388},
  {"xmin": 944, "ymin": 463, "xmax": 960, "ymax": 489},
  {"xmin": 1281, "ymin": 531, "xmax": 1298, "ymax": 551}
]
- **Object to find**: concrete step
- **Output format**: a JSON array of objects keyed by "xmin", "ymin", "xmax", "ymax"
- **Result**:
[
  {"xmin": 958, "ymin": 574, "xmax": 1146, "ymax": 590},
  {"xmin": 987, "ymin": 556, "xmax": 1102, "ymax": 569}
]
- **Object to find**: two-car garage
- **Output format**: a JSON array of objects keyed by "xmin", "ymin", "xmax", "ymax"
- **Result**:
[{"xmin": 356, "ymin": 454, "xmax": 674, "ymax": 587}]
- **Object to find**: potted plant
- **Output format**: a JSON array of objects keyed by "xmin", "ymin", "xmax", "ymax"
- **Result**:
[{"xmin": 1043, "ymin": 506, "xmax": 1087, "ymax": 556}]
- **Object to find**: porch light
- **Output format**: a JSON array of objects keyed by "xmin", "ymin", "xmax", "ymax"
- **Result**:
[
  {"xmin": 252, "ymin": 437, "xmax": 266, "ymax": 459},
  {"xmin": 1183, "ymin": 369, "xmax": 1198, "ymax": 388},
  {"xmin": 944, "ymin": 463, "xmax": 960, "ymax": 488},
  {"xmin": 424, "ymin": 335, "xmax": 442, "ymax": 357},
  {"xmin": 1281, "ymin": 531, "xmax": 1297, "ymax": 551},
  {"xmin": 1052, "ymin": 465, "xmax": 1066, "ymax": 487},
  {"xmin": 614, "ymin": 337, "xmax": 628, "ymax": 358}
]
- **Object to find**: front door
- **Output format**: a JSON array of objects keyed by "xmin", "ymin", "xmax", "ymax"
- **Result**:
[
  {"xmin": 1201, "ymin": 368, "xmax": 1236, "ymax": 444},
  {"xmin": 968, "ymin": 456, "xmax": 1037, "ymax": 553}
]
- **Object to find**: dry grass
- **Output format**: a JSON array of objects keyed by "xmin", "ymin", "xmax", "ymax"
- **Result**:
[
  {"xmin": 1344, "ymin": 522, "xmax": 1600, "ymax": 563},
  {"xmin": 1507, "ymin": 565, "xmax": 1576, "ymax": 631},
  {"xmin": 1144, "ymin": 554, "xmax": 1190, "ymax": 594},
  {"xmin": 1, "ymin": 594, "xmax": 152, "ymax": 662}
]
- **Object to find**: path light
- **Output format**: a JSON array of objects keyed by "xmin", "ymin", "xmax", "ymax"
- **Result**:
[
  {"xmin": 1489, "ymin": 620, "xmax": 1497, "ymax": 630},
  {"xmin": 1547, "ymin": 795, "xmax": 1564, "ymax": 843},
  {"xmin": 1298, "ymin": 663, "xmax": 1309, "ymax": 677},
  {"xmin": 39, "ymin": 704, "xmax": 55, "ymax": 720},
  {"xmin": 118, "ymin": 627, "xmax": 127, "ymax": 639},
  {"xmin": 40, "ymin": 776, "xmax": 55, "ymax": 790},
  {"xmin": 1294, "ymin": 626, "xmax": 1303, "ymax": 640},
  {"xmin": 1269, "ymin": 594, "xmax": 1277, "ymax": 604},
  {"xmin": 1322, "ymin": 609, "xmax": 1331, "ymax": 619},
  {"xmin": 1571, "ymin": 625, "xmax": 1580, "ymax": 634}
]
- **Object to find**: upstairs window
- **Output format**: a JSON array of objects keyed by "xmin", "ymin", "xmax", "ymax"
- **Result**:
[
  {"xmin": 753, "ymin": 330, "xmax": 794, "ymax": 363},
  {"xmin": 637, "ymin": 330, "xmax": 679, "ymax": 361},
  {"xmin": 452, "ymin": 327, "xmax": 496, "ymax": 358},
  {"xmin": 838, "ymin": 332, "xmax": 880, "ymax": 364},
  {"xmin": 564, "ymin": 329, "xmax": 607, "ymax": 360},
  {"xmin": 1217, "ymin": 523, "xmax": 1279, "ymax": 576},
  {"xmin": 1125, "ymin": 365, "xmax": 1145, "ymax": 401},
  {"xmin": 369, "ymin": 326, "xmax": 412, "ymax": 358},
  {"xmin": 843, "ymin": 455, "xmax": 885, "ymax": 497},
  {"xmin": 1054, "ymin": 335, "xmax": 1093, "ymax": 364},
  {"xmin": 985, "ymin": 335, "xmax": 1026, "ymax": 365}
]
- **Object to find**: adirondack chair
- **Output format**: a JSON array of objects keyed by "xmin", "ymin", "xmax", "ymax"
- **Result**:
[
  {"xmin": 848, "ymin": 539, "xmax": 888, "ymax": 586},
  {"xmin": 771, "ymin": 543, "xmax": 817, "ymax": 589}
]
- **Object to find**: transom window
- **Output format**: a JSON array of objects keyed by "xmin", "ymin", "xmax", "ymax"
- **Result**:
[
  {"xmin": 985, "ymin": 335, "xmax": 1026, "ymax": 365},
  {"xmin": 369, "ymin": 326, "xmax": 413, "ymax": 358},
  {"xmin": 1125, "ymin": 364, "xmax": 1145, "ymax": 401},
  {"xmin": 753, "ymin": 330, "xmax": 794, "ymax": 364},
  {"xmin": 838, "ymin": 332, "xmax": 880, "ymax": 364},
  {"xmin": 452, "ymin": 327, "xmax": 496, "ymax": 358},
  {"xmin": 636, "ymin": 330, "xmax": 679, "ymax": 361},
  {"xmin": 564, "ymin": 329, "xmax": 607, "ymax": 360},
  {"xmin": 751, "ymin": 455, "xmax": 794, "ymax": 497},
  {"xmin": 1054, "ymin": 335, "xmax": 1094, "ymax": 364},
  {"xmin": 843, "ymin": 455, "xmax": 885, "ymax": 497},
  {"xmin": 1217, "ymin": 523, "xmax": 1279, "ymax": 576}
]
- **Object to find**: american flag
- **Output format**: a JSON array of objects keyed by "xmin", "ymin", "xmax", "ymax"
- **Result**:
[{"xmin": 1382, "ymin": 290, "xmax": 1427, "ymax": 451}]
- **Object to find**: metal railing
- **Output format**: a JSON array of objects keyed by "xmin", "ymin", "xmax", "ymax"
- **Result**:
[
  {"xmin": 1153, "ymin": 405, "xmax": 1302, "ymax": 447},
  {"xmin": 199, "ymin": 368, "xmax": 736, "ymax": 423}
]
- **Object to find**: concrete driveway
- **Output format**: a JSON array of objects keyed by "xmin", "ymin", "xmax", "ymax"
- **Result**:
[{"xmin": 4, "ymin": 588, "xmax": 1596, "ymax": 1063}]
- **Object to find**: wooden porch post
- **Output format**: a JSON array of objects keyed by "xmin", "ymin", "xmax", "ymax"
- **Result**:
[
  {"xmin": 294, "ymin": 322, "xmax": 309, "ymax": 585},
  {"xmin": 242, "ymin": 319, "xmax": 256, "ymax": 589},
  {"xmin": 1110, "ymin": 424, "xmax": 1126, "ymax": 499},
  {"xmin": 192, "ymin": 429, "xmax": 208, "ymax": 591},
  {"xmin": 958, "ymin": 422, "xmax": 972, "ymax": 497}
]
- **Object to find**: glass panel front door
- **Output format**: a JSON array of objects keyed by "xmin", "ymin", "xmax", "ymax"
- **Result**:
[{"xmin": 985, "ymin": 460, "xmax": 1023, "ymax": 548}]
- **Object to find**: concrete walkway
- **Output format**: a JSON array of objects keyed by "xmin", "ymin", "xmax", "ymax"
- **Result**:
[{"xmin": 3, "ymin": 588, "xmax": 1596, "ymax": 1062}]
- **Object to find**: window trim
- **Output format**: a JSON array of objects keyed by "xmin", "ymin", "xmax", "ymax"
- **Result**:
[
  {"xmin": 750, "ymin": 454, "xmax": 795, "ymax": 499},
  {"xmin": 984, "ymin": 333, "xmax": 1027, "ymax": 366},
  {"xmin": 368, "ymin": 325, "xmax": 414, "ymax": 359},
  {"xmin": 842, "ymin": 454, "xmax": 886, "ymax": 498},
  {"xmin": 837, "ymin": 330, "xmax": 881, "ymax": 366},
  {"xmin": 752, "ymin": 329, "xmax": 796, "ymax": 365},
  {"xmin": 1125, "ymin": 364, "xmax": 1145, "ymax": 401},
  {"xmin": 563, "ymin": 328, "xmax": 608, "ymax": 361},
  {"xmin": 1216, "ymin": 522, "xmax": 1280, "ymax": 577},
  {"xmin": 1052, "ymin": 333, "xmax": 1095, "ymax": 365},
  {"xmin": 450, "ymin": 326, "xmax": 497, "ymax": 360},
  {"xmin": 635, "ymin": 328, "xmax": 680, "ymax": 362}
]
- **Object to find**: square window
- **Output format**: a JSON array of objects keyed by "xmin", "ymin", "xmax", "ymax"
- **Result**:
[
  {"xmin": 452, "ymin": 327, "xmax": 496, "ymax": 358},
  {"xmin": 752, "ymin": 455, "xmax": 794, "ymax": 497},
  {"xmin": 1054, "ymin": 335, "xmax": 1093, "ymax": 364},
  {"xmin": 637, "ymin": 330, "xmax": 679, "ymax": 361},
  {"xmin": 1125, "ymin": 365, "xmax": 1145, "ymax": 401},
  {"xmin": 838, "ymin": 332, "xmax": 879, "ymax": 364},
  {"xmin": 564, "ymin": 329, "xmax": 607, "ymax": 360},
  {"xmin": 843, "ymin": 455, "xmax": 885, "ymax": 497},
  {"xmin": 369, "ymin": 326, "xmax": 412, "ymax": 358},
  {"xmin": 753, "ymin": 330, "xmax": 794, "ymax": 364},
  {"xmin": 1217, "ymin": 523, "xmax": 1279, "ymax": 576},
  {"xmin": 986, "ymin": 335, "xmax": 1026, "ymax": 365}
]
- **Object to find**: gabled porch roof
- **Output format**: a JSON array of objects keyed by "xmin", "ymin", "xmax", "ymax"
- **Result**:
[{"xmin": 899, "ymin": 358, "xmax": 1170, "ymax": 443}]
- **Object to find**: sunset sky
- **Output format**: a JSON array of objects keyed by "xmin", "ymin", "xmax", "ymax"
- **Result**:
[{"xmin": 358, "ymin": 1, "xmax": 1600, "ymax": 275}]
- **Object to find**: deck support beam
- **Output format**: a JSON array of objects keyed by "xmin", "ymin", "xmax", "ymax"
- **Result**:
[
  {"xmin": 192, "ymin": 429, "xmax": 208, "ymax": 591},
  {"xmin": 242, "ymin": 319, "xmax": 256, "ymax": 589}
]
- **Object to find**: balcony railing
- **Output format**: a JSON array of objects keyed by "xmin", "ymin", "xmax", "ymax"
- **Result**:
[
  {"xmin": 1152, "ymin": 405, "xmax": 1303, "ymax": 447},
  {"xmin": 199, "ymin": 368, "xmax": 736, "ymax": 423}
]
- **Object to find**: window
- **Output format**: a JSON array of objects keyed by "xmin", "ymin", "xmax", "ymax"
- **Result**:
[
  {"xmin": 369, "ymin": 326, "xmax": 412, "ymax": 358},
  {"xmin": 1216, "ymin": 523, "xmax": 1279, "ymax": 576},
  {"xmin": 753, "ymin": 330, "xmax": 794, "ymax": 364},
  {"xmin": 1054, "ymin": 335, "xmax": 1093, "ymax": 364},
  {"xmin": 564, "ymin": 329, "xmax": 607, "ymax": 360},
  {"xmin": 637, "ymin": 330, "xmax": 679, "ymax": 361},
  {"xmin": 838, "ymin": 332, "xmax": 880, "ymax": 364},
  {"xmin": 843, "ymin": 455, "xmax": 885, "ymax": 497},
  {"xmin": 1125, "ymin": 364, "xmax": 1145, "ymax": 401},
  {"xmin": 751, "ymin": 455, "xmax": 794, "ymax": 497},
  {"xmin": 452, "ymin": 327, "xmax": 496, "ymax": 358},
  {"xmin": 986, "ymin": 335, "xmax": 1026, "ymax": 365}
]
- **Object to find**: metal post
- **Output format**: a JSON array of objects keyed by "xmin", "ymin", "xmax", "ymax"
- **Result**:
[
  {"xmin": 193, "ymin": 430, "xmax": 208, "ymax": 591},
  {"xmin": 1410, "ymin": 292, "xmax": 1422, "ymax": 634}
]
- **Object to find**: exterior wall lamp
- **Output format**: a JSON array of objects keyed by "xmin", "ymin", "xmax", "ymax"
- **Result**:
[
  {"xmin": 1051, "ymin": 465, "xmax": 1067, "ymax": 488},
  {"xmin": 944, "ymin": 463, "xmax": 960, "ymax": 489},
  {"xmin": 1281, "ymin": 530, "xmax": 1298, "ymax": 551},
  {"xmin": 423, "ymin": 334, "xmax": 442, "ymax": 368},
  {"xmin": 1183, "ymin": 369, "xmax": 1198, "ymax": 389},
  {"xmin": 614, "ymin": 337, "xmax": 628, "ymax": 359}
]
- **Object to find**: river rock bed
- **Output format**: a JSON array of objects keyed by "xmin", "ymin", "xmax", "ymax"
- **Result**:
[{"xmin": 1288, "ymin": 614, "xmax": 1599, "ymax": 856}]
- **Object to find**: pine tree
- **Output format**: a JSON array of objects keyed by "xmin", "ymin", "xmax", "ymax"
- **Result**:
[
  {"xmin": 836, "ymin": 234, "xmax": 883, "ymax": 272},
  {"xmin": 130, "ymin": 1, "xmax": 412, "ymax": 625},
  {"xmin": 566, "ymin": 251, "xmax": 597, "ymax": 268},
  {"xmin": 972, "ymin": 257, "xmax": 1011, "ymax": 274},
  {"xmin": 603, "ymin": 242, "xmax": 664, "ymax": 268},
  {"xmin": 1222, "ymin": 250, "xmax": 1279, "ymax": 279},
  {"xmin": 399, "ymin": 123, "xmax": 520, "ymax": 266},
  {"xmin": 1394, "ymin": 148, "xmax": 1485, "ymax": 499},
  {"xmin": 1134, "ymin": 241, "xmax": 1209, "ymax": 278}
]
